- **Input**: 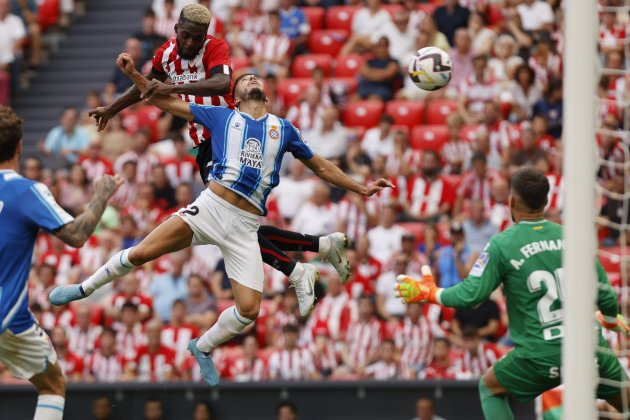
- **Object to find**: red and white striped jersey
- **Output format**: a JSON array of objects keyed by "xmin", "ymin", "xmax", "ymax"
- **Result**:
[
  {"xmin": 163, "ymin": 155, "xmax": 198, "ymax": 186},
  {"xmin": 152, "ymin": 36, "xmax": 234, "ymax": 145},
  {"xmin": 459, "ymin": 73, "xmax": 498, "ymax": 114},
  {"xmin": 408, "ymin": 176, "xmax": 455, "ymax": 217},
  {"xmin": 394, "ymin": 317, "xmax": 445, "ymax": 367},
  {"xmin": 229, "ymin": 356, "xmax": 267, "ymax": 381},
  {"xmin": 344, "ymin": 318, "xmax": 384, "ymax": 367},
  {"xmin": 305, "ymin": 292, "xmax": 358, "ymax": 341},
  {"xmin": 483, "ymin": 120, "xmax": 519, "ymax": 157},
  {"xmin": 86, "ymin": 351, "xmax": 126, "ymax": 383},
  {"xmin": 114, "ymin": 323, "xmax": 147, "ymax": 360},
  {"xmin": 599, "ymin": 23, "xmax": 625, "ymax": 49},
  {"xmin": 442, "ymin": 140, "xmax": 472, "ymax": 174},
  {"xmin": 310, "ymin": 341, "xmax": 340, "ymax": 373},
  {"xmin": 364, "ymin": 360, "xmax": 402, "ymax": 380},
  {"xmin": 39, "ymin": 247, "xmax": 81, "ymax": 286},
  {"xmin": 67, "ymin": 325, "xmax": 102, "ymax": 357},
  {"xmin": 131, "ymin": 345, "xmax": 177, "ymax": 382},
  {"xmin": 336, "ymin": 195, "xmax": 379, "ymax": 242},
  {"xmin": 268, "ymin": 346, "xmax": 316, "ymax": 380},
  {"xmin": 456, "ymin": 169, "xmax": 503, "ymax": 208},
  {"xmin": 114, "ymin": 151, "xmax": 160, "ymax": 185},
  {"xmin": 385, "ymin": 149, "xmax": 422, "ymax": 177},
  {"xmin": 488, "ymin": 202, "xmax": 512, "ymax": 231},
  {"xmin": 253, "ymin": 33, "xmax": 291, "ymax": 62},
  {"xmin": 454, "ymin": 342, "xmax": 502, "ymax": 380},
  {"xmin": 545, "ymin": 173, "xmax": 564, "ymax": 212},
  {"xmin": 421, "ymin": 358, "xmax": 458, "ymax": 380},
  {"xmin": 161, "ymin": 324, "xmax": 199, "ymax": 365},
  {"xmin": 58, "ymin": 350, "xmax": 84, "ymax": 379},
  {"xmin": 285, "ymin": 102, "xmax": 324, "ymax": 132},
  {"xmin": 79, "ymin": 156, "xmax": 113, "ymax": 183},
  {"xmin": 528, "ymin": 53, "xmax": 562, "ymax": 89},
  {"xmin": 346, "ymin": 256, "xmax": 382, "ymax": 298},
  {"xmin": 371, "ymin": 175, "xmax": 409, "ymax": 208}
]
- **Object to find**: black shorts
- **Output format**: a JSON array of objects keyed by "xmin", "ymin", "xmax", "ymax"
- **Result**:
[{"xmin": 195, "ymin": 139, "xmax": 213, "ymax": 185}]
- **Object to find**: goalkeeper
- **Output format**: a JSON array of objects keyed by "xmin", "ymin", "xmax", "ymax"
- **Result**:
[{"xmin": 396, "ymin": 167, "xmax": 630, "ymax": 419}]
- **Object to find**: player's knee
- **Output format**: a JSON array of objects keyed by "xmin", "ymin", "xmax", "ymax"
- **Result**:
[
  {"xmin": 236, "ymin": 301, "xmax": 260, "ymax": 320},
  {"xmin": 128, "ymin": 246, "xmax": 149, "ymax": 266},
  {"xmin": 36, "ymin": 365, "xmax": 66, "ymax": 396}
]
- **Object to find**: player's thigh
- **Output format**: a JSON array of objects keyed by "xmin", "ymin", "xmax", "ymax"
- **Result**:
[
  {"xmin": 0, "ymin": 324, "xmax": 59, "ymax": 384},
  {"xmin": 493, "ymin": 350, "xmax": 562, "ymax": 403},
  {"xmin": 130, "ymin": 216, "xmax": 194, "ymax": 265}
]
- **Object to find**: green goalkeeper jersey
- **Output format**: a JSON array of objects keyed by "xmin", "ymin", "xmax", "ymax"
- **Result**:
[{"xmin": 439, "ymin": 219, "xmax": 619, "ymax": 357}]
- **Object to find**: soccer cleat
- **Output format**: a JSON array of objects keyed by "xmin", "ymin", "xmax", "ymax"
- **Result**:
[
  {"xmin": 49, "ymin": 284, "xmax": 86, "ymax": 306},
  {"xmin": 323, "ymin": 232, "xmax": 351, "ymax": 284},
  {"xmin": 290, "ymin": 263, "xmax": 319, "ymax": 317},
  {"xmin": 188, "ymin": 338, "xmax": 219, "ymax": 386}
]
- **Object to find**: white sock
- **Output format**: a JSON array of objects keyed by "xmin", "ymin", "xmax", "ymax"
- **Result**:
[
  {"xmin": 318, "ymin": 236, "xmax": 331, "ymax": 256},
  {"xmin": 81, "ymin": 249, "xmax": 135, "ymax": 295},
  {"xmin": 288, "ymin": 261, "xmax": 304, "ymax": 283},
  {"xmin": 34, "ymin": 395, "xmax": 65, "ymax": 420},
  {"xmin": 196, "ymin": 306, "xmax": 254, "ymax": 352}
]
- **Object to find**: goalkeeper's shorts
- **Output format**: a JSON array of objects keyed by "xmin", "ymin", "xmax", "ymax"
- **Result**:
[{"xmin": 494, "ymin": 336, "xmax": 626, "ymax": 403}]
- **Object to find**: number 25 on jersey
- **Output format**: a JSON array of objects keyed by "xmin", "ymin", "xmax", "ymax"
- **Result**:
[{"xmin": 528, "ymin": 268, "xmax": 565, "ymax": 341}]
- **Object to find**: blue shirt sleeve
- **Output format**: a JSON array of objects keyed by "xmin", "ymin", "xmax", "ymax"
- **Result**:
[
  {"xmin": 22, "ymin": 182, "xmax": 74, "ymax": 232},
  {"xmin": 286, "ymin": 124, "xmax": 315, "ymax": 160},
  {"xmin": 190, "ymin": 104, "xmax": 223, "ymax": 129}
]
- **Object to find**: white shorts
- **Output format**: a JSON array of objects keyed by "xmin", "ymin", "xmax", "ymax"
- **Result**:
[
  {"xmin": 0, "ymin": 323, "xmax": 57, "ymax": 380},
  {"xmin": 175, "ymin": 189, "xmax": 264, "ymax": 292}
]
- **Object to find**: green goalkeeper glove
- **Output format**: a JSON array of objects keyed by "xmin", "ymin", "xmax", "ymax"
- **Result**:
[{"xmin": 596, "ymin": 311, "xmax": 630, "ymax": 335}]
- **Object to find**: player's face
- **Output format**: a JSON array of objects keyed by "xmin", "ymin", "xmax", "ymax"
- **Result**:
[
  {"xmin": 236, "ymin": 75, "xmax": 267, "ymax": 102},
  {"xmin": 176, "ymin": 21, "xmax": 208, "ymax": 59}
]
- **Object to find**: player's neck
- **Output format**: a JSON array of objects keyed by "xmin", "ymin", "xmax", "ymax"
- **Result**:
[
  {"xmin": 0, "ymin": 157, "xmax": 18, "ymax": 172},
  {"xmin": 238, "ymin": 101, "xmax": 267, "ymax": 120},
  {"xmin": 515, "ymin": 212, "xmax": 545, "ymax": 223}
]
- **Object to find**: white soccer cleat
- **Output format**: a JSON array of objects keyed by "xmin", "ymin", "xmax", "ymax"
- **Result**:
[
  {"xmin": 290, "ymin": 263, "xmax": 319, "ymax": 317},
  {"xmin": 323, "ymin": 232, "xmax": 351, "ymax": 285}
]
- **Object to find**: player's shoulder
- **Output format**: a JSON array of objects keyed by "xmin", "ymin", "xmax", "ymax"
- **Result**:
[
  {"xmin": 203, "ymin": 35, "xmax": 229, "ymax": 52},
  {"xmin": 0, "ymin": 171, "xmax": 37, "ymax": 194}
]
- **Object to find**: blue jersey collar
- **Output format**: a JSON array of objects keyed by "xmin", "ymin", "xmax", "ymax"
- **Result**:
[{"xmin": 238, "ymin": 110, "xmax": 269, "ymax": 122}]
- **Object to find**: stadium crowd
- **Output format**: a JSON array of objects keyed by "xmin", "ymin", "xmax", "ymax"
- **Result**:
[{"xmin": 0, "ymin": 0, "xmax": 629, "ymax": 387}]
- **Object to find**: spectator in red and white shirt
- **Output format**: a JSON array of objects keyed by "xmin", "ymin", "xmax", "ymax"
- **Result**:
[
  {"xmin": 67, "ymin": 304, "xmax": 102, "ymax": 358},
  {"xmin": 111, "ymin": 159, "xmax": 139, "ymax": 210},
  {"xmin": 478, "ymin": 100, "xmax": 519, "ymax": 167},
  {"xmin": 454, "ymin": 152, "xmax": 503, "ymax": 216},
  {"xmin": 364, "ymin": 339, "xmax": 404, "ymax": 380},
  {"xmin": 528, "ymin": 38, "xmax": 562, "ymax": 90},
  {"xmin": 441, "ymin": 113, "xmax": 472, "ymax": 176},
  {"xmin": 269, "ymin": 324, "xmax": 319, "ymax": 380},
  {"xmin": 51, "ymin": 326, "xmax": 84, "ymax": 382},
  {"xmin": 291, "ymin": 182, "xmax": 338, "ymax": 236},
  {"xmin": 341, "ymin": 295, "xmax": 385, "ymax": 373},
  {"xmin": 266, "ymin": 289, "xmax": 300, "ymax": 347},
  {"xmin": 420, "ymin": 337, "xmax": 458, "ymax": 380},
  {"xmin": 113, "ymin": 302, "xmax": 147, "ymax": 360},
  {"xmin": 454, "ymin": 325, "xmax": 502, "ymax": 380},
  {"xmin": 86, "ymin": 328, "xmax": 127, "ymax": 383},
  {"xmin": 361, "ymin": 114, "xmax": 395, "ymax": 161},
  {"xmin": 29, "ymin": 263, "xmax": 58, "ymax": 311},
  {"xmin": 305, "ymin": 275, "xmax": 358, "ymax": 342},
  {"xmin": 163, "ymin": 133, "xmax": 198, "ymax": 187},
  {"xmin": 458, "ymin": 54, "xmax": 497, "ymax": 124},
  {"xmin": 488, "ymin": 178, "xmax": 512, "ymax": 232},
  {"xmin": 385, "ymin": 129, "xmax": 422, "ymax": 178},
  {"xmin": 406, "ymin": 151, "xmax": 455, "ymax": 220},
  {"xmin": 79, "ymin": 138, "xmax": 113, "ymax": 183},
  {"xmin": 114, "ymin": 129, "xmax": 160, "ymax": 185},
  {"xmin": 545, "ymin": 147, "xmax": 564, "ymax": 214},
  {"xmin": 162, "ymin": 300, "xmax": 200, "ymax": 366},
  {"xmin": 250, "ymin": 10, "xmax": 291, "ymax": 79},
  {"xmin": 38, "ymin": 235, "xmax": 82, "ymax": 286},
  {"xmin": 346, "ymin": 235, "xmax": 382, "ymax": 298},
  {"xmin": 336, "ymin": 192, "xmax": 379, "ymax": 244},
  {"xmin": 127, "ymin": 320, "xmax": 176, "ymax": 382},
  {"xmin": 310, "ymin": 325, "xmax": 340, "ymax": 377},
  {"xmin": 107, "ymin": 273, "xmax": 153, "ymax": 323},
  {"xmin": 599, "ymin": 11, "xmax": 625, "ymax": 56},
  {"xmin": 285, "ymin": 84, "xmax": 325, "ymax": 132},
  {"xmin": 230, "ymin": 335, "xmax": 267, "ymax": 381},
  {"xmin": 367, "ymin": 205, "xmax": 406, "ymax": 265}
]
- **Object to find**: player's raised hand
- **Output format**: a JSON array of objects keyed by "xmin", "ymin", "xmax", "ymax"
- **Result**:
[
  {"xmin": 93, "ymin": 174, "xmax": 124, "ymax": 199},
  {"xmin": 596, "ymin": 311, "xmax": 630, "ymax": 336},
  {"xmin": 144, "ymin": 79, "xmax": 172, "ymax": 100},
  {"xmin": 362, "ymin": 178, "xmax": 395, "ymax": 197},
  {"xmin": 88, "ymin": 107, "xmax": 114, "ymax": 132},
  {"xmin": 395, "ymin": 265, "xmax": 439, "ymax": 304},
  {"xmin": 116, "ymin": 53, "xmax": 135, "ymax": 75}
]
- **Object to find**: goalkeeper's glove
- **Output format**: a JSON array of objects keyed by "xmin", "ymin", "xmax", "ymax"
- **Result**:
[
  {"xmin": 395, "ymin": 265, "xmax": 441, "ymax": 304},
  {"xmin": 596, "ymin": 311, "xmax": 630, "ymax": 335}
]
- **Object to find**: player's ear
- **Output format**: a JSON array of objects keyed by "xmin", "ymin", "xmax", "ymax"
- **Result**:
[
  {"xmin": 17, "ymin": 140, "xmax": 23, "ymax": 157},
  {"xmin": 174, "ymin": 23, "xmax": 178, "ymax": 35}
]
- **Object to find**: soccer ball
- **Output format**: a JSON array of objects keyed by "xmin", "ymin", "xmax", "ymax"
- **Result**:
[{"xmin": 408, "ymin": 47, "xmax": 453, "ymax": 91}]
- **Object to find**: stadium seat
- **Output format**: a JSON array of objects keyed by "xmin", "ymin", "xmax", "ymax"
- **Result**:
[
  {"xmin": 325, "ymin": 6, "xmax": 360, "ymax": 31},
  {"xmin": 301, "ymin": 6, "xmax": 325, "ymax": 31},
  {"xmin": 277, "ymin": 78, "xmax": 313, "ymax": 107},
  {"xmin": 382, "ymin": 4, "xmax": 404, "ymax": 17},
  {"xmin": 417, "ymin": 3, "xmax": 438, "ymax": 15},
  {"xmin": 328, "ymin": 77, "xmax": 358, "ymax": 95},
  {"xmin": 460, "ymin": 124, "xmax": 481, "ymax": 142},
  {"xmin": 216, "ymin": 299, "xmax": 235, "ymax": 315},
  {"xmin": 391, "ymin": 124, "xmax": 410, "ymax": 135},
  {"xmin": 291, "ymin": 54, "xmax": 333, "ymax": 78},
  {"xmin": 397, "ymin": 222, "xmax": 425, "ymax": 245},
  {"xmin": 487, "ymin": 4, "xmax": 504, "ymax": 26},
  {"xmin": 334, "ymin": 54, "xmax": 365, "ymax": 78},
  {"xmin": 342, "ymin": 100, "xmax": 385, "ymax": 128},
  {"xmin": 410, "ymin": 125, "xmax": 449, "ymax": 151},
  {"xmin": 385, "ymin": 100, "xmax": 425, "ymax": 128},
  {"xmin": 426, "ymin": 99, "xmax": 459, "ymax": 125},
  {"xmin": 308, "ymin": 30, "xmax": 349, "ymax": 56},
  {"xmin": 230, "ymin": 56, "xmax": 250, "ymax": 72}
]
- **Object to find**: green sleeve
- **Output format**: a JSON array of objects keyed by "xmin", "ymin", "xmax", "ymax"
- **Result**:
[
  {"xmin": 596, "ymin": 260, "xmax": 619, "ymax": 318},
  {"xmin": 440, "ymin": 240, "xmax": 503, "ymax": 309}
]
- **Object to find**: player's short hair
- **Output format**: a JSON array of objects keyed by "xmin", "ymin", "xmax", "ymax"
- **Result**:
[
  {"xmin": 511, "ymin": 167, "xmax": 550, "ymax": 212},
  {"xmin": 0, "ymin": 106, "xmax": 23, "ymax": 163},
  {"xmin": 180, "ymin": 3, "xmax": 211, "ymax": 26}
]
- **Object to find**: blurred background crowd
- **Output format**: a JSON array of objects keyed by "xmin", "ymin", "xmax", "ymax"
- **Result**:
[{"xmin": 0, "ymin": 0, "xmax": 629, "ymax": 386}]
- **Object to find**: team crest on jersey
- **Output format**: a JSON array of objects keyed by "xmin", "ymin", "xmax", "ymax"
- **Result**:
[
  {"xmin": 240, "ymin": 138, "xmax": 263, "ymax": 169},
  {"xmin": 269, "ymin": 126, "xmax": 280, "ymax": 140},
  {"xmin": 469, "ymin": 252, "xmax": 490, "ymax": 277},
  {"xmin": 169, "ymin": 72, "xmax": 199, "ymax": 83}
]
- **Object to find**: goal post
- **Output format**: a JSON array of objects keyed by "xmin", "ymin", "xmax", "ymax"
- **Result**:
[{"xmin": 562, "ymin": 0, "xmax": 599, "ymax": 418}]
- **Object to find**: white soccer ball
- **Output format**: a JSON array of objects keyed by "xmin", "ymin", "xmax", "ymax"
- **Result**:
[{"xmin": 408, "ymin": 47, "xmax": 453, "ymax": 91}]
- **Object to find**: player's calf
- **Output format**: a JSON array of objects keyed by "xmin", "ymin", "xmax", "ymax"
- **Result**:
[{"xmin": 30, "ymin": 362, "xmax": 66, "ymax": 420}]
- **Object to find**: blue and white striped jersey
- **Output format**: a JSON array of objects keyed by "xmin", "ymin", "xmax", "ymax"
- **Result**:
[
  {"xmin": 0, "ymin": 170, "xmax": 73, "ymax": 333},
  {"xmin": 190, "ymin": 104, "xmax": 315, "ymax": 215}
]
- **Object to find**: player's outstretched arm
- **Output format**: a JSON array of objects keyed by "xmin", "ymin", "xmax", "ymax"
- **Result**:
[
  {"xmin": 54, "ymin": 175, "xmax": 124, "ymax": 247},
  {"xmin": 144, "ymin": 73, "xmax": 230, "ymax": 100},
  {"xmin": 300, "ymin": 154, "xmax": 394, "ymax": 196},
  {"xmin": 116, "ymin": 53, "xmax": 195, "ymax": 122}
]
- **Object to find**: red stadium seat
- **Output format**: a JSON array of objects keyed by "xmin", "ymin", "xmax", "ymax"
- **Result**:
[
  {"xmin": 325, "ymin": 6, "xmax": 360, "ymax": 31},
  {"xmin": 598, "ymin": 247, "xmax": 627, "ymax": 274},
  {"xmin": 397, "ymin": 222, "xmax": 425, "ymax": 245},
  {"xmin": 460, "ymin": 124, "xmax": 481, "ymax": 142},
  {"xmin": 301, "ymin": 6, "xmax": 325, "ymax": 31},
  {"xmin": 334, "ymin": 54, "xmax": 365, "ymax": 77},
  {"xmin": 230, "ymin": 56, "xmax": 250, "ymax": 72},
  {"xmin": 417, "ymin": 3, "xmax": 438, "ymax": 15},
  {"xmin": 216, "ymin": 299, "xmax": 234, "ymax": 315},
  {"xmin": 391, "ymin": 124, "xmax": 410, "ymax": 135},
  {"xmin": 385, "ymin": 100, "xmax": 425, "ymax": 128},
  {"xmin": 382, "ymin": 4, "xmax": 404, "ymax": 18},
  {"xmin": 328, "ymin": 77, "xmax": 358, "ymax": 95},
  {"xmin": 426, "ymin": 99, "xmax": 459, "ymax": 125},
  {"xmin": 277, "ymin": 78, "xmax": 314, "ymax": 107},
  {"xmin": 342, "ymin": 100, "xmax": 385, "ymax": 128},
  {"xmin": 308, "ymin": 30, "xmax": 349, "ymax": 55},
  {"xmin": 410, "ymin": 125, "xmax": 449, "ymax": 151},
  {"xmin": 291, "ymin": 54, "xmax": 333, "ymax": 77}
]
